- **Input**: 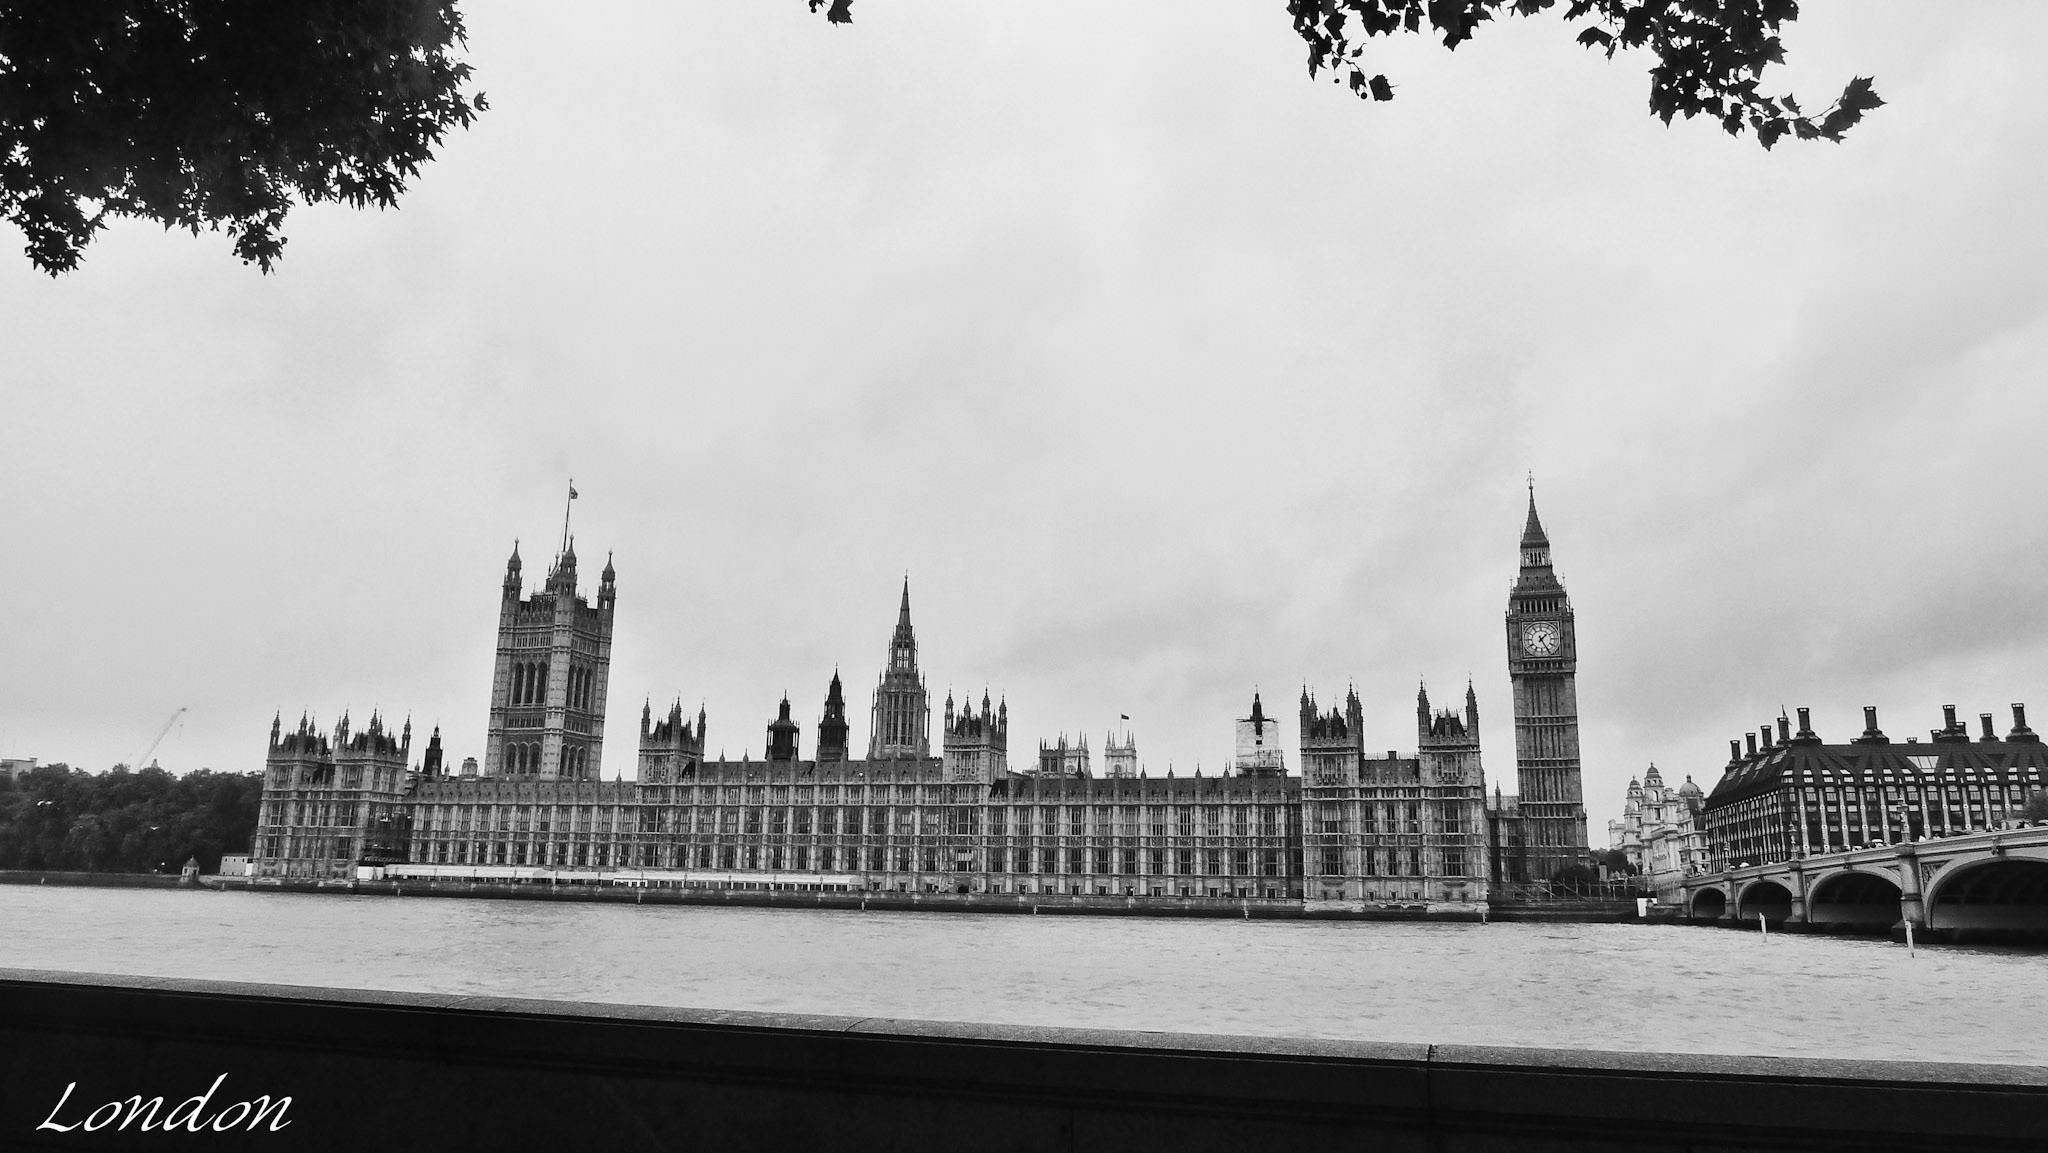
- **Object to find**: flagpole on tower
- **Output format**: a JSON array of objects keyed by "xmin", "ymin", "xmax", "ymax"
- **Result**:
[{"xmin": 560, "ymin": 479, "xmax": 579, "ymax": 556}]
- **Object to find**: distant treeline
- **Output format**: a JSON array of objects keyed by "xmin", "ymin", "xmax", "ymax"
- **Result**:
[{"xmin": 0, "ymin": 764, "xmax": 260, "ymax": 874}]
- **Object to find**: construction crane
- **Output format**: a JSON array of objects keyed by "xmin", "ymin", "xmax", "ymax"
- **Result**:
[{"xmin": 131, "ymin": 707, "xmax": 187, "ymax": 771}]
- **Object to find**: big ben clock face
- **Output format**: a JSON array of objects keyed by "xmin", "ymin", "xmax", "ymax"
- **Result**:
[{"xmin": 1521, "ymin": 621, "xmax": 1562, "ymax": 657}]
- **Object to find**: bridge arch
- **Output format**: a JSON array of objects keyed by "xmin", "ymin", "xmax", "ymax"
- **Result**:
[
  {"xmin": 1924, "ymin": 857, "xmax": 2048, "ymax": 941},
  {"xmin": 1806, "ymin": 870, "xmax": 1901, "ymax": 932},
  {"xmin": 1688, "ymin": 887, "xmax": 1727, "ymax": 921},
  {"xmin": 1735, "ymin": 879, "xmax": 1793, "ymax": 926}
]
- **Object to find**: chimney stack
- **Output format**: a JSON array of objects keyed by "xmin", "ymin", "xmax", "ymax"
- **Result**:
[
  {"xmin": 1981, "ymin": 713, "xmax": 1997, "ymax": 741},
  {"xmin": 1777, "ymin": 715, "xmax": 1791, "ymax": 744},
  {"xmin": 1795, "ymin": 707, "xmax": 1815, "ymax": 741},
  {"xmin": 1934, "ymin": 703, "xmax": 1972, "ymax": 744},
  {"xmin": 1728, "ymin": 738, "xmax": 1742, "ymax": 762},
  {"xmin": 1745, "ymin": 733, "xmax": 1758, "ymax": 757},
  {"xmin": 1853, "ymin": 706, "xmax": 1889, "ymax": 745},
  {"xmin": 2012, "ymin": 703, "xmax": 2040, "ymax": 744}
]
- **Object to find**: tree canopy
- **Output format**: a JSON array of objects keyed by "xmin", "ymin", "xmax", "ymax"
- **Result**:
[
  {"xmin": 0, "ymin": 1, "xmax": 484, "ymax": 275},
  {"xmin": 3, "ymin": 2, "xmax": 1874, "ymax": 275},
  {"xmin": 0, "ymin": 763, "xmax": 262, "ymax": 874},
  {"xmin": 814, "ymin": 0, "xmax": 1880, "ymax": 150}
]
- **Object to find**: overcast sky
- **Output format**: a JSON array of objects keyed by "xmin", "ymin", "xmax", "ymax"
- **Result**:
[{"xmin": 5, "ymin": 3, "xmax": 2045, "ymax": 839}]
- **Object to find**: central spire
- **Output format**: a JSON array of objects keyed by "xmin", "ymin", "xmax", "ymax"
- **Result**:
[
  {"xmin": 869, "ymin": 576, "xmax": 930, "ymax": 759},
  {"xmin": 1522, "ymin": 480, "xmax": 1549, "ymax": 551}
]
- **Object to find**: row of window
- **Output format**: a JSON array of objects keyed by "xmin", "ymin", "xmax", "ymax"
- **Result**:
[
  {"xmin": 500, "ymin": 743, "xmax": 593, "ymax": 779},
  {"xmin": 505, "ymin": 661, "xmax": 600, "ymax": 710},
  {"xmin": 413, "ymin": 839, "xmax": 1301, "ymax": 877},
  {"xmin": 410, "ymin": 802, "xmax": 1300, "ymax": 837},
  {"xmin": 1315, "ymin": 847, "xmax": 1468, "ymax": 877}
]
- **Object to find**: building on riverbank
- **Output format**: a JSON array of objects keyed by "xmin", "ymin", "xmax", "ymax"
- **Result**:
[
  {"xmin": 1605, "ymin": 763, "xmax": 1706, "ymax": 902},
  {"xmin": 1495, "ymin": 488, "xmax": 1591, "ymax": 889},
  {"xmin": 253, "ymin": 495, "xmax": 1600, "ymax": 910},
  {"xmin": 1697, "ymin": 704, "xmax": 2048, "ymax": 870}
]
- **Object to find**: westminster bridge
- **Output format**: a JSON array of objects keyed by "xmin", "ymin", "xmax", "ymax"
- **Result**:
[{"xmin": 1681, "ymin": 824, "xmax": 2048, "ymax": 939}]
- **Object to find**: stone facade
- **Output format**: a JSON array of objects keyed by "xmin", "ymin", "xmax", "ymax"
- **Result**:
[
  {"xmin": 252, "ymin": 712, "xmax": 412, "ymax": 878},
  {"xmin": 253, "ymin": 494, "xmax": 1600, "ymax": 906},
  {"xmin": 1499, "ymin": 489, "xmax": 1590, "ymax": 887},
  {"xmin": 484, "ymin": 541, "xmax": 616, "ymax": 781},
  {"xmin": 1699, "ymin": 704, "xmax": 2048, "ymax": 871},
  {"xmin": 1605, "ymin": 762, "xmax": 1707, "ymax": 901},
  {"xmin": 1295, "ymin": 683, "xmax": 1490, "ymax": 906}
]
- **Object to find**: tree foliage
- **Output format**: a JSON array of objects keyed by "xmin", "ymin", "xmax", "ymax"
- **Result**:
[
  {"xmin": 814, "ymin": 0, "xmax": 1880, "ymax": 150},
  {"xmin": 2, "ymin": 2, "xmax": 1875, "ymax": 275},
  {"xmin": 1594, "ymin": 848, "xmax": 1639, "ymax": 876},
  {"xmin": 2024, "ymin": 789, "xmax": 2048, "ymax": 823},
  {"xmin": 0, "ymin": 1, "xmax": 485, "ymax": 275},
  {"xmin": 0, "ymin": 763, "xmax": 262, "ymax": 874}
]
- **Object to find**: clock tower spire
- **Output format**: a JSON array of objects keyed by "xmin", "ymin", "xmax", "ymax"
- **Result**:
[{"xmin": 1503, "ymin": 482, "xmax": 1588, "ymax": 889}]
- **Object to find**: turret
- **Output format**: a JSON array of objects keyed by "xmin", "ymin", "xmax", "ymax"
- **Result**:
[
  {"xmin": 503, "ymin": 540, "xmax": 523, "ymax": 597},
  {"xmin": 637, "ymin": 697, "xmax": 704, "ymax": 782},
  {"xmin": 818, "ymin": 671, "xmax": 850, "ymax": 762},
  {"xmin": 767, "ymin": 695, "xmax": 800, "ymax": 762},
  {"xmin": 552, "ymin": 539, "xmax": 578, "ymax": 594}
]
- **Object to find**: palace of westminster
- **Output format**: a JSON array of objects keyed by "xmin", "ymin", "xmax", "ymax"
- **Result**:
[{"xmin": 251, "ymin": 496, "xmax": 1594, "ymax": 906}]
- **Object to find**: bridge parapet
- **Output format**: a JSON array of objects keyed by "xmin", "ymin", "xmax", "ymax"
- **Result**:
[{"xmin": 1683, "ymin": 826, "xmax": 2048, "ymax": 937}]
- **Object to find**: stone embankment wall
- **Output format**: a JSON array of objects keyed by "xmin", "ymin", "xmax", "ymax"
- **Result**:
[
  {"xmin": 0, "ymin": 870, "xmax": 188, "ymax": 889},
  {"xmin": 2, "ymin": 968, "xmax": 2042, "ymax": 1152},
  {"xmin": 212, "ymin": 875, "xmax": 1500, "ymax": 920}
]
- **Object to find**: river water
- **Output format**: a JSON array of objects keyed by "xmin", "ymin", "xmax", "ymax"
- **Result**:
[{"xmin": 3, "ymin": 886, "xmax": 2041, "ymax": 1066}]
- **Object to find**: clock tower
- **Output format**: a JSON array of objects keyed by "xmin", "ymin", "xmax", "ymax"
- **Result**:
[{"xmin": 1504, "ymin": 485, "xmax": 1588, "ymax": 886}]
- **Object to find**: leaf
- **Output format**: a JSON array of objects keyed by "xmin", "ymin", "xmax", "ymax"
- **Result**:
[{"xmin": 1841, "ymin": 75, "xmax": 1886, "ymax": 114}]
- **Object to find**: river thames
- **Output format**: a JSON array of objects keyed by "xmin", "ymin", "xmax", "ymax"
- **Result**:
[{"xmin": 3, "ymin": 886, "xmax": 2041, "ymax": 1066}]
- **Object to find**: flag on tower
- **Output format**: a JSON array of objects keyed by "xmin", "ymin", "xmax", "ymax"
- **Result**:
[{"xmin": 569, "ymin": 484, "xmax": 579, "ymax": 500}]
